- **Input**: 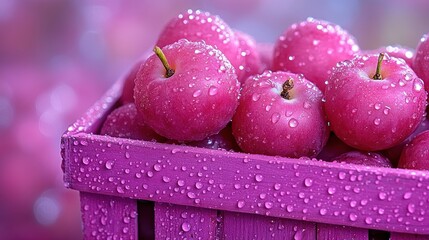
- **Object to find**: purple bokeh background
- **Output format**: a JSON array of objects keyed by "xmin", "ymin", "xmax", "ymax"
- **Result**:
[{"xmin": 0, "ymin": 1, "xmax": 428, "ymax": 239}]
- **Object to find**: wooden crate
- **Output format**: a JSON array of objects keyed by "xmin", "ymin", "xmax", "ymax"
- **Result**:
[{"xmin": 61, "ymin": 81, "xmax": 429, "ymax": 240}]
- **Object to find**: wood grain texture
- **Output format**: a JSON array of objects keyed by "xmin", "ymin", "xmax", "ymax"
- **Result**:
[
  {"xmin": 155, "ymin": 203, "xmax": 218, "ymax": 240},
  {"xmin": 80, "ymin": 192, "xmax": 138, "ymax": 239},
  {"xmin": 222, "ymin": 211, "xmax": 316, "ymax": 240},
  {"xmin": 390, "ymin": 232, "xmax": 429, "ymax": 240},
  {"xmin": 317, "ymin": 223, "xmax": 368, "ymax": 240}
]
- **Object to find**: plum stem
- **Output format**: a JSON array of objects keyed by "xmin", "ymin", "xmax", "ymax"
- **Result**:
[
  {"xmin": 372, "ymin": 53, "xmax": 385, "ymax": 80},
  {"xmin": 154, "ymin": 46, "xmax": 175, "ymax": 78},
  {"xmin": 281, "ymin": 77, "xmax": 294, "ymax": 100}
]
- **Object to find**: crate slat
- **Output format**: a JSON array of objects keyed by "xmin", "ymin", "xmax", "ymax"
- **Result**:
[
  {"xmin": 222, "ymin": 211, "xmax": 316, "ymax": 239},
  {"xmin": 317, "ymin": 223, "xmax": 368, "ymax": 240},
  {"xmin": 155, "ymin": 203, "xmax": 218, "ymax": 239},
  {"xmin": 80, "ymin": 192, "xmax": 138, "ymax": 239},
  {"xmin": 63, "ymin": 133, "xmax": 429, "ymax": 234}
]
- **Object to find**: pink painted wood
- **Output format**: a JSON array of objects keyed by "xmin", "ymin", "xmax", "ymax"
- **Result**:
[
  {"xmin": 222, "ymin": 211, "xmax": 316, "ymax": 239},
  {"xmin": 316, "ymin": 223, "xmax": 368, "ymax": 240},
  {"xmin": 155, "ymin": 203, "xmax": 218, "ymax": 239},
  {"xmin": 80, "ymin": 192, "xmax": 138, "ymax": 239},
  {"xmin": 62, "ymin": 80, "xmax": 429, "ymax": 238}
]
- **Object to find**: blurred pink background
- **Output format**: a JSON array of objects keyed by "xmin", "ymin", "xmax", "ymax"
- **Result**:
[{"xmin": 1, "ymin": 0, "xmax": 428, "ymax": 239}]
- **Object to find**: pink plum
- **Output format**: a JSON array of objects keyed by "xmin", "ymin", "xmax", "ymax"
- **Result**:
[
  {"xmin": 167, "ymin": 123, "xmax": 240, "ymax": 151},
  {"xmin": 331, "ymin": 151, "xmax": 392, "ymax": 168},
  {"xmin": 119, "ymin": 61, "xmax": 142, "ymax": 104},
  {"xmin": 325, "ymin": 53, "xmax": 427, "ymax": 151},
  {"xmin": 273, "ymin": 17, "xmax": 360, "ymax": 92},
  {"xmin": 232, "ymin": 71, "xmax": 329, "ymax": 158},
  {"xmin": 398, "ymin": 130, "xmax": 429, "ymax": 170},
  {"xmin": 119, "ymin": 52, "xmax": 152, "ymax": 104},
  {"xmin": 100, "ymin": 103, "xmax": 164, "ymax": 142},
  {"xmin": 257, "ymin": 42, "xmax": 274, "ymax": 72},
  {"xmin": 383, "ymin": 117, "xmax": 429, "ymax": 167},
  {"xmin": 363, "ymin": 45, "xmax": 414, "ymax": 68},
  {"xmin": 156, "ymin": 9, "xmax": 243, "ymax": 76},
  {"xmin": 413, "ymin": 33, "xmax": 429, "ymax": 98},
  {"xmin": 234, "ymin": 30, "xmax": 263, "ymax": 83},
  {"xmin": 134, "ymin": 39, "xmax": 240, "ymax": 141},
  {"xmin": 316, "ymin": 133, "xmax": 357, "ymax": 161}
]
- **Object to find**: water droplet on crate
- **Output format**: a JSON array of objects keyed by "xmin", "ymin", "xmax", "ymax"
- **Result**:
[
  {"xmin": 105, "ymin": 160, "xmax": 114, "ymax": 169},
  {"xmin": 327, "ymin": 187, "xmax": 336, "ymax": 195},
  {"xmin": 82, "ymin": 157, "xmax": 89, "ymax": 165},
  {"xmin": 349, "ymin": 213, "xmax": 358, "ymax": 221},
  {"xmin": 365, "ymin": 217, "xmax": 373, "ymax": 224},
  {"xmin": 195, "ymin": 182, "xmax": 203, "ymax": 189},
  {"xmin": 304, "ymin": 178, "xmax": 313, "ymax": 187},
  {"xmin": 265, "ymin": 202, "xmax": 273, "ymax": 209},
  {"xmin": 153, "ymin": 164, "xmax": 162, "ymax": 172},
  {"xmin": 379, "ymin": 192, "xmax": 387, "ymax": 200},
  {"xmin": 403, "ymin": 192, "xmax": 412, "ymax": 199},
  {"xmin": 177, "ymin": 179, "xmax": 185, "ymax": 187},
  {"xmin": 117, "ymin": 186, "xmax": 124, "ymax": 194},
  {"xmin": 187, "ymin": 192, "xmax": 196, "ymax": 199},
  {"xmin": 319, "ymin": 208, "xmax": 327, "ymax": 215},
  {"xmin": 237, "ymin": 200, "xmax": 245, "ymax": 209},
  {"xmin": 407, "ymin": 203, "xmax": 416, "ymax": 213},
  {"xmin": 162, "ymin": 176, "xmax": 171, "ymax": 183},
  {"xmin": 181, "ymin": 222, "xmax": 191, "ymax": 232},
  {"xmin": 255, "ymin": 174, "xmax": 263, "ymax": 182}
]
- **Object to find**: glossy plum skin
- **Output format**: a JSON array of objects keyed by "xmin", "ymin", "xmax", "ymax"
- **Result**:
[
  {"xmin": 134, "ymin": 39, "xmax": 240, "ymax": 141},
  {"xmin": 166, "ymin": 123, "xmax": 240, "ymax": 151},
  {"xmin": 383, "ymin": 118, "xmax": 429, "ymax": 167},
  {"xmin": 257, "ymin": 42, "xmax": 274, "ymax": 72},
  {"xmin": 234, "ymin": 30, "xmax": 263, "ymax": 83},
  {"xmin": 156, "ymin": 9, "xmax": 242, "ymax": 76},
  {"xmin": 316, "ymin": 133, "xmax": 356, "ymax": 161},
  {"xmin": 273, "ymin": 17, "xmax": 360, "ymax": 92},
  {"xmin": 100, "ymin": 103, "xmax": 164, "ymax": 141},
  {"xmin": 120, "ymin": 52, "xmax": 152, "ymax": 104},
  {"xmin": 325, "ymin": 54, "xmax": 427, "ymax": 151},
  {"xmin": 362, "ymin": 45, "xmax": 414, "ymax": 68},
  {"xmin": 398, "ymin": 130, "xmax": 429, "ymax": 170},
  {"xmin": 119, "ymin": 60, "xmax": 143, "ymax": 104},
  {"xmin": 331, "ymin": 151, "xmax": 392, "ymax": 168},
  {"xmin": 232, "ymin": 71, "xmax": 329, "ymax": 158},
  {"xmin": 413, "ymin": 34, "xmax": 429, "ymax": 95}
]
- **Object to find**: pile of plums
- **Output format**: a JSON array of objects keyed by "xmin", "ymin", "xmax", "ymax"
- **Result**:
[{"xmin": 100, "ymin": 9, "xmax": 429, "ymax": 171}]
